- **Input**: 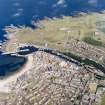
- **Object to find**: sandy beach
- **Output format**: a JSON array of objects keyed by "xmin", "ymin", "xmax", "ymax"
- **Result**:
[{"xmin": 0, "ymin": 54, "xmax": 33, "ymax": 93}]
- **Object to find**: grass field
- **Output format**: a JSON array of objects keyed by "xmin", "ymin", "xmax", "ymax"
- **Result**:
[
  {"xmin": 17, "ymin": 14, "xmax": 105, "ymax": 46},
  {"xmin": 100, "ymin": 95, "xmax": 105, "ymax": 105},
  {"xmin": 5, "ymin": 13, "xmax": 105, "ymax": 52}
]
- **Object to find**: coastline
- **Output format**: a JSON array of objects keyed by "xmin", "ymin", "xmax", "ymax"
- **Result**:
[
  {"xmin": 1, "ymin": 12, "xmax": 105, "ymax": 91},
  {"xmin": 0, "ymin": 54, "xmax": 33, "ymax": 93}
]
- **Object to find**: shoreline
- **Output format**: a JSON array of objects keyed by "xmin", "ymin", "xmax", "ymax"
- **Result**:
[
  {"xmin": 0, "ymin": 54, "xmax": 33, "ymax": 93},
  {"xmin": 0, "ymin": 12, "xmax": 105, "ymax": 91}
]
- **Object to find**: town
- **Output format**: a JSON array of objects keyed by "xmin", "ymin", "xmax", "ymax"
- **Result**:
[{"xmin": 0, "ymin": 45, "xmax": 105, "ymax": 105}]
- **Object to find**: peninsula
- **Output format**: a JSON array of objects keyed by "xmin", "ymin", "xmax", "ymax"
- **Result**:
[{"xmin": 0, "ymin": 13, "xmax": 105, "ymax": 105}]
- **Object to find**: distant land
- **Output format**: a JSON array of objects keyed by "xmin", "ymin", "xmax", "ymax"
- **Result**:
[{"xmin": 1, "ymin": 0, "xmax": 105, "ymax": 41}]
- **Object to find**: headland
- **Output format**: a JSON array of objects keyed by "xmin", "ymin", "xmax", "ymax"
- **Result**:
[{"xmin": 0, "ymin": 13, "xmax": 105, "ymax": 105}]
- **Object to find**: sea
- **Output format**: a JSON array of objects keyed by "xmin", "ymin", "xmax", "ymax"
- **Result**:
[{"xmin": 0, "ymin": 0, "xmax": 105, "ymax": 41}]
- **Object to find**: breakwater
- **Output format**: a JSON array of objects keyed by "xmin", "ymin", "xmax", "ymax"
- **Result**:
[{"xmin": 18, "ymin": 45, "xmax": 105, "ymax": 74}]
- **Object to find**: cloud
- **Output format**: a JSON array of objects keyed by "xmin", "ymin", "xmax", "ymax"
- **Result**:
[
  {"xmin": 13, "ymin": 2, "xmax": 20, "ymax": 7},
  {"xmin": 88, "ymin": 0, "xmax": 98, "ymax": 6},
  {"xmin": 57, "ymin": 0, "xmax": 65, "ymax": 5},
  {"xmin": 17, "ymin": 8, "xmax": 24, "ymax": 12},
  {"xmin": 52, "ymin": 0, "xmax": 67, "ymax": 8},
  {"xmin": 12, "ymin": 12, "xmax": 22, "ymax": 18}
]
